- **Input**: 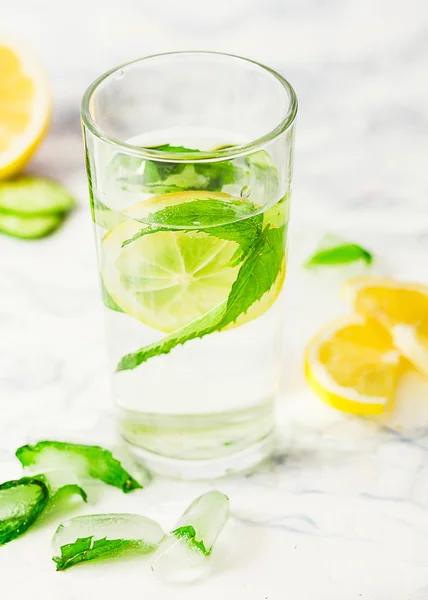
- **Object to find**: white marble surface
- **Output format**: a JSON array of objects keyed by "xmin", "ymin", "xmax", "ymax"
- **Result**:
[{"xmin": 1, "ymin": 1, "xmax": 428, "ymax": 598}]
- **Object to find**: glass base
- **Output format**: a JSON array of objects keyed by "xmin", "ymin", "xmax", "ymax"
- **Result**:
[{"xmin": 125, "ymin": 434, "xmax": 274, "ymax": 480}]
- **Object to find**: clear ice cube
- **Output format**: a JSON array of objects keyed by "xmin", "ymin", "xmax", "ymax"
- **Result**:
[
  {"xmin": 151, "ymin": 490, "xmax": 229, "ymax": 584},
  {"xmin": 52, "ymin": 513, "xmax": 165, "ymax": 555}
]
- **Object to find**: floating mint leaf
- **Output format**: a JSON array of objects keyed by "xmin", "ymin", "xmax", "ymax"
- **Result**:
[
  {"xmin": 52, "ymin": 514, "xmax": 165, "ymax": 570},
  {"xmin": 116, "ymin": 225, "xmax": 285, "ymax": 371},
  {"xmin": 116, "ymin": 302, "xmax": 226, "ymax": 371},
  {"xmin": 305, "ymin": 243, "xmax": 373, "ymax": 268},
  {"xmin": 144, "ymin": 198, "xmax": 255, "ymax": 227},
  {"xmin": 121, "ymin": 198, "xmax": 263, "ymax": 258},
  {"xmin": 111, "ymin": 144, "xmax": 278, "ymax": 195},
  {"xmin": 151, "ymin": 491, "xmax": 229, "ymax": 583},
  {"xmin": 16, "ymin": 441, "xmax": 143, "ymax": 493},
  {"xmin": 0, "ymin": 477, "xmax": 49, "ymax": 545}
]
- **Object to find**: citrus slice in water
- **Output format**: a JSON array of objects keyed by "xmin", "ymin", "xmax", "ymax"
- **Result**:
[
  {"xmin": 101, "ymin": 191, "xmax": 285, "ymax": 333},
  {"xmin": 102, "ymin": 192, "xmax": 241, "ymax": 333}
]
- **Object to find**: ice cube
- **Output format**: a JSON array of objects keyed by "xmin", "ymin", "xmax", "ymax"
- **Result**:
[
  {"xmin": 151, "ymin": 490, "xmax": 229, "ymax": 584},
  {"xmin": 53, "ymin": 513, "xmax": 165, "ymax": 556}
]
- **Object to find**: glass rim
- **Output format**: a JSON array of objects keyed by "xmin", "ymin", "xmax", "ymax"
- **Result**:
[{"xmin": 81, "ymin": 51, "xmax": 298, "ymax": 162}]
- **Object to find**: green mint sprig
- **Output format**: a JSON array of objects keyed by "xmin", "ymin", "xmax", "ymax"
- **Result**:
[
  {"xmin": 117, "ymin": 224, "xmax": 285, "ymax": 371},
  {"xmin": 16, "ymin": 441, "xmax": 143, "ymax": 493},
  {"xmin": 305, "ymin": 243, "xmax": 373, "ymax": 268},
  {"xmin": 172, "ymin": 525, "xmax": 211, "ymax": 556},
  {"xmin": 112, "ymin": 144, "xmax": 277, "ymax": 195},
  {"xmin": 53, "ymin": 536, "xmax": 153, "ymax": 571},
  {"xmin": 121, "ymin": 198, "xmax": 263, "ymax": 263}
]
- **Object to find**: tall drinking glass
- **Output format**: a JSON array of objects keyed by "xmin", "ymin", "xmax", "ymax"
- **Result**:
[{"xmin": 81, "ymin": 52, "xmax": 297, "ymax": 478}]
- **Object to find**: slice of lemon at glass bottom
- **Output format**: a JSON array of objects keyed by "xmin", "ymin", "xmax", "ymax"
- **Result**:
[
  {"xmin": 101, "ymin": 192, "xmax": 285, "ymax": 333},
  {"xmin": 305, "ymin": 316, "xmax": 400, "ymax": 415}
]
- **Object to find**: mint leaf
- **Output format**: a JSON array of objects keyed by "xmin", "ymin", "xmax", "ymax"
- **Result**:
[
  {"xmin": 117, "ymin": 302, "xmax": 226, "ymax": 371},
  {"xmin": 172, "ymin": 525, "xmax": 210, "ymax": 556},
  {"xmin": 112, "ymin": 143, "xmax": 278, "ymax": 196},
  {"xmin": 121, "ymin": 198, "xmax": 263, "ymax": 257},
  {"xmin": 112, "ymin": 148, "xmax": 237, "ymax": 194},
  {"xmin": 0, "ymin": 477, "xmax": 49, "ymax": 545},
  {"xmin": 144, "ymin": 198, "xmax": 255, "ymax": 227},
  {"xmin": 35, "ymin": 468, "xmax": 88, "ymax": 507},
  {"xmin": 53, "ymin": 536, "xmax": 150, "ymax": 571},
  {"xmin": 16, "ymin": 441, "xmax": 142, "ymax": 493},
  {"xmin": 116, "ymin": 225, "xmax": 285, "ymax": 371},
  {"xmin": 52, "ymin": 513, "xmax": 165, "ymax": 570},
  {"xmin": 45, "ymin": 483, "xmax": 87, "ymax": 508},
  {"xmin": 171, "ymin": 490, "xmax": 229, "ymax": 556},
  {"xmin": 305, "ymin": 243, "xmax": 373, "ymax": 268},
  {"xmin": 219, "ymin": 225, "xmax": 285, "ymax": 325}
]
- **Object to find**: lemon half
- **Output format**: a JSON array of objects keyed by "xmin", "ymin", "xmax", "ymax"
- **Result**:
[{"xmin": 0, "ymin": 42, "xmax": 51, "ymax": 179}]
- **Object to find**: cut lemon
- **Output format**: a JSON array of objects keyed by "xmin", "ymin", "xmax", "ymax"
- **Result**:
[
  {"xmin": 101, "ymin": 191, "xmax": 285, "ymax": 332},
  {"xmin": 305, "ymin": 315, "xmax": 400, "ymax": 415},
  {"xmin": 344, "ymin": 277, "xmax": 428, "ymax": 378},
  {"xmin": 0, "ymin": 42, "xmax": 51, "ymax": 179}
]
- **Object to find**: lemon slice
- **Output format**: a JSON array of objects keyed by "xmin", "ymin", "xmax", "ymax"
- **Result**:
[
  {"xmin": 101, "ymin": 191, "xmax": 286, "ymax": 332},
  {"xmin": 305, "ymin": 315, "xmax": 400, "ymax": 414},
  {"xmin": 0, "ymin": 42, "xmax": 51, "ymax": 179},
  {"xmin": 344, "ymin": 277, "xmax": 428, "ymax": 378}
]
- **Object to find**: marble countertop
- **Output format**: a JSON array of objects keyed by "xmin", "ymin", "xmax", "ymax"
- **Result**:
[{"xmin": 1, "ymin": 1, "xmax": 428, "ymax": 598}]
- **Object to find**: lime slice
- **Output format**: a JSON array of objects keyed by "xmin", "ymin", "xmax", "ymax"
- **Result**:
[
  {"xmin": 102, "ymin": 193, "xmax": 241, "ymax": 332},
  {"xmin": 102, "ymin": 191, "xmax": 287, "ymax": 333}
]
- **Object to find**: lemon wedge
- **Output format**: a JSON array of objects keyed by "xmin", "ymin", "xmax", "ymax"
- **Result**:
[
  {"xmin": 305, "ymin": 315, "xmax": 400, "ymax": 414},
  {"xmin": 344, "ymin": 277, "xmax": 428, "ymax": 378}
]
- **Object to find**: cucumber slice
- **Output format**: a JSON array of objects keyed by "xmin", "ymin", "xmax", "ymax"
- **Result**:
[
  {"xmin": 0, "ymin": 212, "xmax": 63, "ymax": 239},
  {"xmin": 0, "ymin": 177, "xmax": 76, "ymax": 216}
]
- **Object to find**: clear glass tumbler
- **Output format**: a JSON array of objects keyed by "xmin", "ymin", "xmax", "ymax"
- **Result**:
[{"xmin": 81, "ymin": 52, "xmax": 297, "ymax": 478}]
